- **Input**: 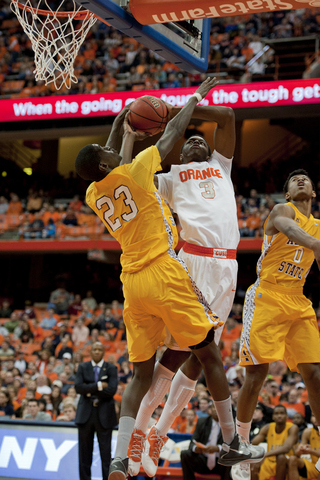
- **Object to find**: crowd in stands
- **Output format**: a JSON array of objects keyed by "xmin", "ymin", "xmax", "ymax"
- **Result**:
[
  {"xmin": 0, "ymin": 1, "xmax": 320, "ymax": 97},
  {"xmin": 2, "ymin": 184, "xmax": 320, "ymax": 240}
]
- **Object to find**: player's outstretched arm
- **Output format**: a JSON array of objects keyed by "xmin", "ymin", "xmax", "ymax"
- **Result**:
[
  {"xmin": 156, "ymin": 77, "xmax": 218, "ymax": 164},
  {"xmin": 267, "ymin": 203, "xmax": 320, "ymax": 268},
  {"xmin": 168, "ymin": 104, "xmax": 235, "ymax": 159},
  {"xmin": 119, "ymin": 114, "xmax": 151, "ymax": 166},
  {"xmin": 105, "ymin": 103, "xmax": 132, "ymax": 152}
]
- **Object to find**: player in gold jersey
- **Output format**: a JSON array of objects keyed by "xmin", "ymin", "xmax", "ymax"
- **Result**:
[
  {"xmin": 288, "ymin": 413, "xmax": 320, "ymax": 480},
  {"xmin": 251, "ymin": 405, "xmax": 298, "ymax": 480},
  {"xmin": 75, "ymin": 77, "xmax": 263, "ymax": 480},
  {"xmin": 231, "ymin": 169, "xmax": 320, "ymax": 480}
]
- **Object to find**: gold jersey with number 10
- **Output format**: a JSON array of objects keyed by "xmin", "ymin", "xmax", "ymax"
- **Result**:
[
  {"xmin": 258, "ymin": 202, "xmax": 320, "ymax": 288},
  {"xmin": 86, "ymin": 145, "xmax": 178, "ymax": 273}
]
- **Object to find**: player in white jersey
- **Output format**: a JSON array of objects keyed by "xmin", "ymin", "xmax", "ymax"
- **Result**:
[{"xmin": 128, "ymin": 106, "xmax": 250, "ymax": 478}]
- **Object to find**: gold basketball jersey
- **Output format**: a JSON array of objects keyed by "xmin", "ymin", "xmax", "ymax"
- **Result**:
[
  {"xmin": 267, "ymin": 422, "xmax": 294, "ymax": 460},
  {"xmin": 257, "ymin": 202, "xmax": 320, "ymax": 288},
  {"xmin": 309, "ymin": 427, "xmax": 320, "ymax": 465},
  {"xmin": 86, "ymin": 146, "xmax": 178, "ymax": 273}
]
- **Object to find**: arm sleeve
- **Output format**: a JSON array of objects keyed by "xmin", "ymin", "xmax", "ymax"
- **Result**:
[
  {"xmin": 157, "ymin": 171, "xmax": 174, "ymax": 208},
  {"xmin": 127, "ymin": 146, "xmax": 162, "ymax": 191}
]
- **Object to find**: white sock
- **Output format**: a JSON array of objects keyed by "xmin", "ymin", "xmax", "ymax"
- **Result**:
[
  {"xmin": 236, "ymin": 419, "xmax": 252, "ymax": 442},
  {"xmin": 156, "ymin": 369, "xmax": 196, "ymax": 436},
  {"xmin": 135, "ymin": 362, "xmax": 174, "ymax": 434},
  {"xmin": 115, "ymin": 416, "xmax": 136, "ymax": 459},
  {"xmin": 214, "ymin": 396, "xmax": 235, "ymax": 444},
  {"xmin": 318, "ymin": 426, "xmax": 320, "ymax": 436}
]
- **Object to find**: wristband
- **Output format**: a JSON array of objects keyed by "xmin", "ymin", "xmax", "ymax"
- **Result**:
[{"xmin": 192, "ymin": 92, "xmax": 202, "ymax": 102}]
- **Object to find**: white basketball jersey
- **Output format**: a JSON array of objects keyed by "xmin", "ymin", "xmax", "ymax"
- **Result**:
[{"xmin": 158, "ymin": 150, "xmax": 239, "ymax": 249}]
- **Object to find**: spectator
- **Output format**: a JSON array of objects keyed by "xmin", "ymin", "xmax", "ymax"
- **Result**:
[
  {"xmin": 0, "ymin": 300, "xmax": 12, "ymax": 318},
  {"xmin": 292, "ymin": 412, "xmax": 309, "ymax": 441},
  {"xmin": 118, "ymin": 360, "xmax": 132, "ymax": 384},
  {"xmin": 23, "ymin": 211, "xmax": 45, "ymax": 239},
  {"xmin": 15, "ymin": 351, "xmax": 27, "ymax": 374},
  {"xmin": 282, "ymin": 389, "xmax": 306, "ymax": 419},
  {"xmin": 249, "ymin": 404, "xmax": 267, "ymax": 441},
  {"xmin": 24, "ymin": 398, "xmax": 52, "ymax": 421},
  {"xmin": 7, "ymin": 193, "xmax": 23, "ymax": 215},
  {"xmin": 196, "ymin": 398, "xmax": 211, "ymax": 419},
  {"xmin": 0, "ymin": 340, "xmax": 15, "ymax": 359},
  {"xmin": 69, "ymin": 194, "xmax": 83, "ymax": 212},
  {"xmin": 64, "ymin": 385, "xmax": 80, "ymax": 407},
  {"xmin": 48, "ymin": 285, "xmax": 71, "ymax": 315},
  {"xmin": 54, "ymin": 351, "xmax": 73, "ymax": 374},
  {"xmin": 4, "ymin": 312, "xmax": 20, "ymax": 333},
  {"xmin": 36, "ymin": 374, "xmax": 52, "ymax": 395},
  {"xmin": 0, "ymin": 196, "xmax": 9, "ymax": 214},
  {"xmin": 19, "ymin": 321, "xmax": 34, "ymax": 343},
  {"xmin": 57, "ymin": 340, "xmax": 73, "ymax": 361},
  {"xmin": 0, "ymin": 390, "xmax": 15, "ymax": 417},
  {"xmin": 56, "ymin": 402, "xmax": 77, "ymax": 422},
  {"xmin": 26, "ymin": 190, "xmax": 43, "ymax": 213},
  {"xmin": 72, "ymin": 318, "xmax": 90, "ymax": 346},
  {"xmin": 178, "ymin": 408, "xmax": 198, "ymax": 434},
  {"xmin": 262, "ymin": 379, "xmax": 281, "ymax": 407},
  {"xmin": 50, "ymin": 382, "xmax": 64, "ymax": 419},
  {"xmin": 83, "ymin": 290, "xmax": 97, "ymax": 311},
  {"xmin": 180, "ymin": 402, "xmax": 230, "ymax": 480},
  {"xmin": 68, "ymin": 294, "xmax": 83, "ymax": 315},
  {"xmin": 59, "ymin": 372, "xmax": 72, "ymax": 396}
]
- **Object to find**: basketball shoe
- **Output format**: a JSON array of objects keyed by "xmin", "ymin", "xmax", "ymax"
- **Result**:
[
  {"xmin": 141, "ymin": 426, "xmax": 168, "ymax": 477},
  {"xmin": 219, "ymin": 434, "xmax": 265, "ymax": 466},
  {"xmin": 128, "ymin": 428, "xmax": 146, "ymax": 476},
  {"xmin": 108, "ymin": 457, "xmax": 128, "ymax": 480}
]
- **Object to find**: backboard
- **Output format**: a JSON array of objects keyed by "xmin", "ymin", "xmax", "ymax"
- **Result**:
[{"xmin": 76, "ymin": 0, "xmax": 211, "ymax": 72}]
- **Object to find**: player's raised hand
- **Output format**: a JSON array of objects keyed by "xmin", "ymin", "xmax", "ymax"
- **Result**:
[
  {"xmin": 195, "ymin": 76, "xmax": 219, "ymax": 100},
  {"xmin": 124, "ymin": 112, "xmax": 151, "ymax": 141}
]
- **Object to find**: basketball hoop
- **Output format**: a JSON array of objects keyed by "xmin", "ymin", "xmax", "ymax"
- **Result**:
[{"xmin": 10, "ymin": 0, "xmax": 97, "ymax": 90}]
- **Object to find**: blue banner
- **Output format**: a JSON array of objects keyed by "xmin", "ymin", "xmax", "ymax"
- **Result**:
[{"xmin": 0, "ymin": 420, "xmax": 190, "ymax": 480}]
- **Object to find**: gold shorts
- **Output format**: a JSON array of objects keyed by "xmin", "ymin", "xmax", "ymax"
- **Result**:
[
  {"xmin": 239, "ymin": 280, "xmax": 320, "ymax": 371},
  {"xmin": 259, "ymin": 456, "xmax": 277, "ymax": 480},
  {"xmin": 304, "ymin": 458, "xmax": 319, "ymax": 479},
  {"xmin": 121, "ymin": 252, "xmax": 222, "ymax": 362}
]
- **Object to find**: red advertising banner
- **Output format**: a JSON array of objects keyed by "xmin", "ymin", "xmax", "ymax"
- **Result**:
[
  {"xmin": 1, "ymin": 78, "xmax": 320, "ymax": 123},
  {"xmin": 129, "ymin": 0, "xmax": 319, "ymax": 24}
]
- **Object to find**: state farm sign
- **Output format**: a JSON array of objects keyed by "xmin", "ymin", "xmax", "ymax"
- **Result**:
[{"xmin": 130, "ymin": 0, "xmax": 320, "ymax": 24}]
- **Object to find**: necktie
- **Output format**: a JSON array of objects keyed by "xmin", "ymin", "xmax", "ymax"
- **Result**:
[{"xmin": 94, "ymin": 365, "xmax": 99, "ymax": 382}]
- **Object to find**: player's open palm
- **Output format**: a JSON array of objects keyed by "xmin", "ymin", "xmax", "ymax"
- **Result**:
[{"xmin": 195, "ymin": 76, "xmax": 219, "ymax": 99}]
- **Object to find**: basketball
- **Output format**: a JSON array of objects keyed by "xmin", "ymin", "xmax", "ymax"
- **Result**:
[{"xmin": 128, "ymin": 96, "xmax": 168, "ymax": 135}]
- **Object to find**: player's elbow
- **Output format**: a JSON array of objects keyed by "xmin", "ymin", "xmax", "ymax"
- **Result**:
[{"xmin": 222, "ymin": 107, "xmax": 235, "ymax": 126}]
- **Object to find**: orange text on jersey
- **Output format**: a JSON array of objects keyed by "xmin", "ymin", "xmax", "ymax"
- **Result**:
[{"xmin": 179, "ymin": 167, "xmax": 223, "ymax": 183}]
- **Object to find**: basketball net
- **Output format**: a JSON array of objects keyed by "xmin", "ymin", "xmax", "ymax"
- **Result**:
[{"xmin": 10, "ymin": 0, "xmax": 97, "ymax": 90}]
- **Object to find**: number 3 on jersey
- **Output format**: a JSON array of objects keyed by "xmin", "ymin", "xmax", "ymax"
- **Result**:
[
  {"xmin": 199, "ymin": 180, "xmax": 215, "ymax": 199},
  {"xmin": 96, "ymin": 185, "xmax": 138, "ymax": 232}
]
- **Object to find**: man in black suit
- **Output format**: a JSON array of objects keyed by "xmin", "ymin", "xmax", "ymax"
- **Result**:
[
  {"xmin": 180, "ymin": 402, "xmax": 231, "ymax": 480},
  {"xmin": 75, "ymin": 342, "xmax": 118, "ymax": 480}
]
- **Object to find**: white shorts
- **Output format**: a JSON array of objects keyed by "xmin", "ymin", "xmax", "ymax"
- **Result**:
[{"xmin": 164, "ymin": 249, "xmax": 238, "ymax": 350}]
